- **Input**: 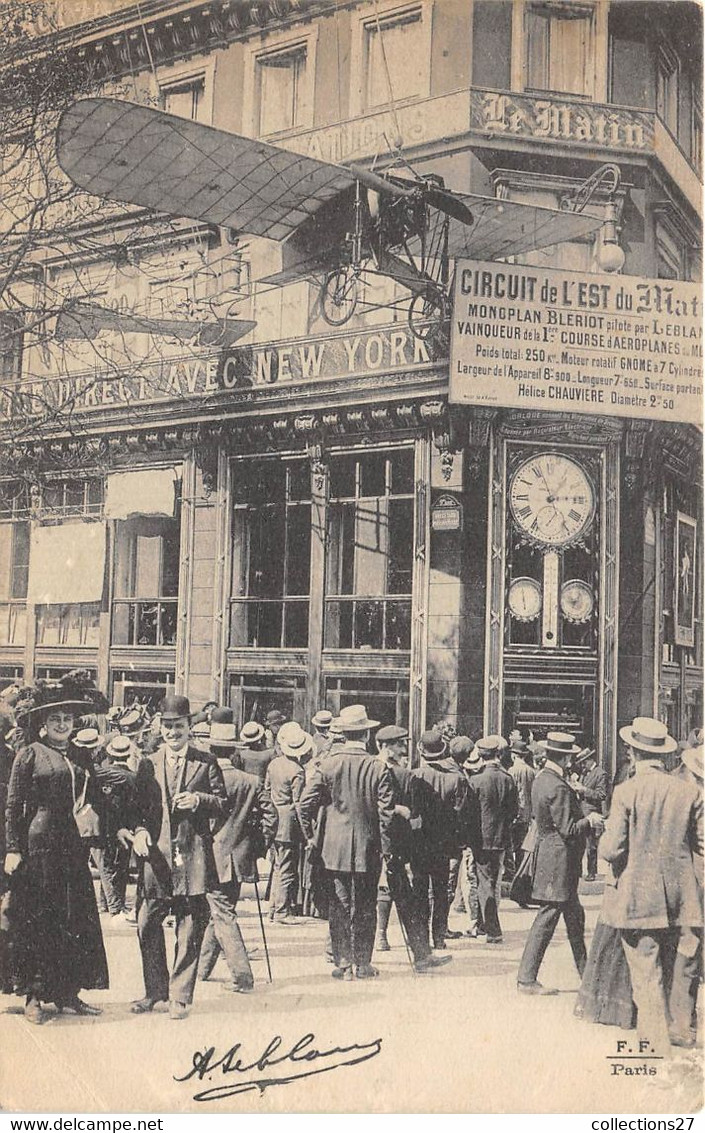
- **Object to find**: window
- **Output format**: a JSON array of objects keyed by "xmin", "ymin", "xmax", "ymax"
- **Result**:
[
  {"xmin": 325, "ymin": 449, "xmax": 414, "ymax": 651},
  {"xmin": 41, "ymin": 478, "xmax": 104, "ymax": 518},
  {"xmin": 656, "ymin": 44, "xmax": 679, "ymax": 136},
  {"xmin": 35, "ymin": 603, "xmax": 100, "ymax": 647},
  {"xmin": 0, "ymin": 311, "xmax": 24, "ymax": 385},
  {"xmin": 363, "ymin": 7, "xmax": 424, "ymax": 110},
  {"xmin": 526, "ymin": 2, "xmax": 595, "ymax": 98},
  {"xmin": 111, "ymin": 668, "xmax": 175, "ymax": 711},
  {"xmin": 325, "ymin": 675, "xmax": 409, "ymax": 731},
  {"xmin": 692, "ymin": 88, "xmax": 703, "ymax": 171},
  {"xmin": 112, "ymin": 517, "xmax": 180, "ymax": 647},
  {"xmin": 230, "ymin": 459, "xmax": 310, "ymax": 649},
  {"xmin": 229, "ymin": 672, "xmax": 307, "ymax": 731},
  {"xmin": 256, "ymin": 45, "xmax": 308, "ymax": 135},
  {"xmin": 0, "ymin": 482, "xmax": 30, "ymax": 646},
  {"xmin": 161, "ymin": 77, "xmax": 207, "ymax": 123}
]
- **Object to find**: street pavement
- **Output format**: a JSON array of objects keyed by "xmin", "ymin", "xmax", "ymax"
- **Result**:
[{"xmin": 0, "ymin": 887, "xmax": 701, "ymax": 1115}]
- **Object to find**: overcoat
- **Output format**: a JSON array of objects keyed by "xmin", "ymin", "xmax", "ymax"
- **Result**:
[
  {"xmin": 413, "ymin": 758, "xmax": 471, "ymax": 860},
  {"xmin": 134, "ymin": 743, "xmax": 226, "ymax": 899},
  {"xmin": 264, "ymin": 753, "xmax": 305, "ymax": 843},
  {"xmin": 298, "ymin": 742, "xmax": 394, "ymax": 873},
  {"xmin": 467, "ymin": 761, "xmax": 518, "ymax": 851},
  {"xmin": 600, "ymin": 760, "xmax": 703, "ymax": 929},
  {"xmin": 212, "ymin": 761, "xmax": 277, "ymax": 883},
  {"xmin": 531, "ymin": 766, "xmax": 591, "ymax": 903}
]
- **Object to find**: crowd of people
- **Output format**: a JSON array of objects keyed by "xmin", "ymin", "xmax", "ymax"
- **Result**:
[{"xmin": 0, "ymin": 669, "xmax": 700, "ymax": 1066}]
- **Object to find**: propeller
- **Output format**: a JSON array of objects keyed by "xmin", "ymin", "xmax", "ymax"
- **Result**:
[{"xmin": 423, "ymin": 185, "xmax": 475, "ymax": 227}]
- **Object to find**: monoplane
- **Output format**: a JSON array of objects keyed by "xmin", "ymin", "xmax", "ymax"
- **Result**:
[{"xmin": 56, "ymin": 97, "xmax": 604, "ymax": 339}]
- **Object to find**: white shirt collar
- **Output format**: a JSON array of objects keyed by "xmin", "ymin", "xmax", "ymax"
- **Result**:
[{"xmin": 164, "ymin": 742, "xmax": 188, "ymax": 760}]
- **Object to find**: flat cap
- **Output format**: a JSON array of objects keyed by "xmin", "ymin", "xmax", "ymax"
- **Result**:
[{"xmin": 377, "ymin": 724, "xmax": 409, "ymax": 744}]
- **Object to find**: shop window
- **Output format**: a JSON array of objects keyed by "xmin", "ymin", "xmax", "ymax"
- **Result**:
[
  {"xmin": 0, "ymin": 665, "xmax": 23, "ymax": 692},
  {"xmin": 656, "ymin": 44, "xmax": 679, "ymax": 137},
  {"xmin": 36, "ymin": 666, "xmax": 97, "ymax": 682},
  {"xmin": 111, "ymin": 668, "xmax": 175, "ymax": 711},
  {"xmin": 325, "ymin": 676, "xmax": 409, "ymax": 732},
  {"xmin": 0, "ymin": 483, "xmax": 30, "ymax": 647},
  {"xmin": 0, "ymin": 311, "xmax": 24, "ymax": 385},
  {"xmin": 161, "ymin": 77, "xmax": 207, "ymax": 123},
  {"xmin": 525, "ymin": 2, "xmax": 595, "ymax": 98},
  {"xmin": 36, "ymin": 603, "xmax": 101, "ymax": 647},
  {"xmin": 41, "ymin": 477, "xmax": 104, "ymax": 518},
  {"xmin": 256, "ymin": 44, "xmax": 308, "ymax": 135},
  {"xmin": 112, "ymin": 517, "xmax": 180, "ymax": 647},
  {"xmin": 325, "ymin": 449, "xmax": 413, "ymax": 651},
  {"xmin": 230, "ymin": 459, "xmax": 310, "ymax": 649},
  {"xmin": 363, "ymin": 6, "xmax": 424, "ymax": 111},
  {"xmin": 229, "ymin": 672, "xmax": 307, "ymax": 730}
]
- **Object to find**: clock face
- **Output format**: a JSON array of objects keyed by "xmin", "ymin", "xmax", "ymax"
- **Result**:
[
  {"xmin": 508, "ymin": 576, "xmax": 542, "ymax": 622},
  {"xmin": 561, "ymin": 579, "xmax": 595, "ymax": 624},
  {"xmin": 509, "ymin": 452, "xmax": 595, "ymax": 548}
]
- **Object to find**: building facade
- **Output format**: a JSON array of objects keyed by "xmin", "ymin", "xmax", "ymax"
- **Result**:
[{"xmin": 0, "ymin": 0, "xmax": 701, "ymax": 771}]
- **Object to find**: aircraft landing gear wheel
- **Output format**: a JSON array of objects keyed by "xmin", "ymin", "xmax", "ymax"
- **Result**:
[
  {"xmin": 321, "ymin": 268, "xmax": 359, "ymax": 326},
  {"xmin": 408, "ymin": 291, "xmax": 448, "ymax": 340}
]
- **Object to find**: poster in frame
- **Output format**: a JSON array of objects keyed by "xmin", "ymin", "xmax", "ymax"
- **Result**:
[{"xmin": 674, "ymin": 511, "xmax": 697, "ymax": 648}]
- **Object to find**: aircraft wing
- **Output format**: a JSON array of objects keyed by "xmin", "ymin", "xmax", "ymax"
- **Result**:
[
  {"xmin": 445, "ymin": 192, "xmax": 603, "ymax": 259},
  {"xmin": 54, "ymin": 302, "xmax": 256, "ymax": 347},
  {"xmin": 56, "ymin": 98, "xmax": 355, "ymax": 242}
]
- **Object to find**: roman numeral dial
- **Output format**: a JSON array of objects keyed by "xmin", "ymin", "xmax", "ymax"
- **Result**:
[{"xmin": 508, "ymin": 452, "xmax": 595, "ymax": 548}]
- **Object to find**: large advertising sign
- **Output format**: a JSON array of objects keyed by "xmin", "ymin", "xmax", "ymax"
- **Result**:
[{"xmin": 450, "ymin": 261, "xmax": 702, "ymax": 425}]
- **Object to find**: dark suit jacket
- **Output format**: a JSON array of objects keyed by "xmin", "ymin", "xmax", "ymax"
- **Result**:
[
  {"xmin": 134, "ymin": 743, "xmax": 226, "ymax": 899},
  {"xmin": 600, "ymin": 761, "xmax": 703, "ymax": 929},
  {"xmin": 298, "ymin": 742, "xmax": 394, "ymax": 873},
  {"xmin": 264, "ymin": 754, "xmax": 305, "ymax": 843},
  {"xmin": 240, "ymin": 745, "xmax": 275, "ymax": 784},
  {"xmin": 531, "ymin": 766, "xmax": 591, "ymax": 903},
  {"xmin": 413, "ymin": 758, "xmax": 471, "ymax": 860},
  {"xmin": 467, "ymin": 761, "xmax": 518, "ymax": 852},
  {"xmin": 212, "ymin": 761, "xmax": 277, "ymax": 884},
  {"xmin": 578, "ymin": 762, "xmax": 610, "ymax": 816}
]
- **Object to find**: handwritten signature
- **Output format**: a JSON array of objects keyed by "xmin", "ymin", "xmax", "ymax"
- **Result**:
[{"xmin": 175, "ymin": 1032, "xmax": 383, "ymax": 1101}]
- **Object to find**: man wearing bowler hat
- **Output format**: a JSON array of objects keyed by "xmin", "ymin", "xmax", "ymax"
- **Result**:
[
  {"xmin": 199, "ymin": 707, "xmax": 277, "ymax": 992},
  {"xmin": 571, "ymin": 744, "xmax": 609, "ymax": 881},
  {"xmin": 412, "ymin": 730, "xmax": 471, "ymax": 951},
  {"xmin": 517, "ymin": 732, "xmax": 604, "ymax": 995},
  {"xmin": 123, "ymin": 694, "xmax": 227, "ymax": 1019},
  {"xmin": 374, "ymin": 725, "xmax": 451, "ymax": 973},
  {"xmin": 298, "ymin": 704, "xmax": 395, "ymax": 979},
  {"xmin": 600, "ymin": 717, "xmax": 703, "ymax": 1054}
]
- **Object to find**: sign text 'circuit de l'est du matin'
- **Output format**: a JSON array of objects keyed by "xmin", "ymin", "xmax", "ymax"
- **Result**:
[{"xmin": 449, "ymin": 261, "xmax": 702, "ymax": 426}]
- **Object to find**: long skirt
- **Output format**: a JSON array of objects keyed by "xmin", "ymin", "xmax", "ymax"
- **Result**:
[
  {"xmin": 6, "ymin": 842, "xmax": 109, "ymax": 1004},
  {"xmin": 575, "ymin": 918, "xmax": 636, "ymax": 1029}
]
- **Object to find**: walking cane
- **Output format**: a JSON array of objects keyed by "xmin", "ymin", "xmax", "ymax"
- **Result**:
[
  {"xmin": 253, "ymin": 877, "xmax": 273, "ymax": 983},
  {"xmin": 388, "ymin": 862, "xmax": 418, "ymax": 976}
]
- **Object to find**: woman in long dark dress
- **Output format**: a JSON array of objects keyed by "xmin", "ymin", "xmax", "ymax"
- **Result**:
[
  {"xmin": 575, "ymin": 748, "xmax": 636, "ymax": 1030},
  {"xmin": 4, "ymin": 673, "xmax": 109, "ymax": 1025}
]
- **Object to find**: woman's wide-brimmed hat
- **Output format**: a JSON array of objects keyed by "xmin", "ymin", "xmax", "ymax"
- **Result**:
[
  {"xmin": 538, "ymin": 731, "xmax": 581, "ymax": 758},
  {"xmin": 619, "ymin": 717, "xmax": 677, "ymax": 756},
  {"xmin": 332, "ymin": 704, "xmax": 380, "ymax": 732},
  {"xmin": 14, "ymin": 670, "xmax": 108, "ymax": 722}
]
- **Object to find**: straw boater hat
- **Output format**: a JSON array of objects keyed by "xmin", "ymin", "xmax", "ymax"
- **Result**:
[
  {"xmin": 312, "ymin": 709, "xmax": 333, "ymax": 730},
  {"xmin": 14, "ymin": 670, "xmax": 108, "ymax": 721},
  {"xmin": 106, "ymin": 734, "xmax": 135, "ymax": 760},
  {"xmin": 332, "ymin": 704, "xmax": 380, "ymax": 732},
  {"xmin": 277, "ymin": 721, "xmax": 314, "ymax": 760},
  {"xmin": 73, "ymin": 727, "xmax": 103, "ymax": 751},
  {"xmin": 240, "ymin": 720, "xmax": 265, "ymax": 744},
  {"xmin": 619, "ymin": 716, "xmax": 677, "ymax": 757},
  {"xmin": 209, "ymin": 707, "xmax": 238, "ymax": 747},
  {"xmin": 538, "ymin": 731, "xmax": 582, "ymax": 758}
]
